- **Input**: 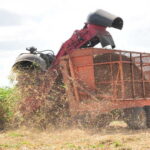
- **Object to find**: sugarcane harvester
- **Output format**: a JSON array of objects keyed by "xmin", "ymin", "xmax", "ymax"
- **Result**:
[
  {"xmin": 14, "ymin": 9, "xmax": 123, "ymax": 70},
  {"xmin": 13, "ymin": 9, "xmax": 150, "ymax": 129}
]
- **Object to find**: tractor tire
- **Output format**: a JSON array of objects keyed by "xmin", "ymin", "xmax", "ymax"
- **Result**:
[
  {"xmin": 144, "ymin": 106, "xmax": 150, "ymax": 128},
  {"xmin": 123, "ymin": 107, "xmax": 147, "ymax": 129}
]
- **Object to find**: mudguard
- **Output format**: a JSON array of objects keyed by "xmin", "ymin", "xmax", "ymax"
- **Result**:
[{"xmin": 13, "ymin": 53, "xmax": 47, "ymax": 71}]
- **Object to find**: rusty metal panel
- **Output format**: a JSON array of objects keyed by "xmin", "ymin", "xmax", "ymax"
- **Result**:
[{"xmin": 71, "ymin": 55, "xmax": 96, "ymax": 89}]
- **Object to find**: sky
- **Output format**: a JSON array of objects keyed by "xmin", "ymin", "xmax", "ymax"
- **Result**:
[{"xmin": 0, "ymin": 0, "xmax": 150, "ymax": 87}]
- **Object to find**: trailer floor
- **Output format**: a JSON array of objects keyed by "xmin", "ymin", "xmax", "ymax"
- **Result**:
[{"xmin": 0, "ymin": 121, "xmax": 150, "ymax": 150}]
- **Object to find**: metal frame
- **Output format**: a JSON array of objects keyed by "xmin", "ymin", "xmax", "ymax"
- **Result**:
[{"xmin": 60, "ymin": 48, "xmax": 150, "ymax": 114}]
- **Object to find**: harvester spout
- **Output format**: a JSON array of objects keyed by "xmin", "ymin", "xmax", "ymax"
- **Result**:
[{"xmin": 87, "ymin": 9, "xmax": 123, "ymax": 30}]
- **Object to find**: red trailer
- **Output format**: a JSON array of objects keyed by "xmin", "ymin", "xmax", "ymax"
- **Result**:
[{"xmin": 60, "ymin": 48, "xmax": 150, "ymax": 128}]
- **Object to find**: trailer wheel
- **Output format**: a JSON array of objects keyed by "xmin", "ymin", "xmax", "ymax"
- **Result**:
[
  {"xmin": 73, "ymin": 113, "xmax": 93, "ymax": 128},
  {"xmin": 93, "ymin": 113, "xmax": 112, "ymax": 128},
  {"xmin": 144, "ymin": 106, "xmax": 150, "ymax": 128},
  {"xmin": 123, "ymin": 107, "xmax": 147, "ymax": 129},
  {"xmin": 0, "ymin": 120, "xmax": 4, "ymax": 130},
  {"xmin": 74, "ymin": 113, "xmax": 112, "ymax": 128}
]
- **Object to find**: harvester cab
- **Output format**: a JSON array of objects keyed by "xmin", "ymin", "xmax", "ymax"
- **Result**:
[{"xmin": 13, "ymin": 9, "xmax": 123, "ymax": 70}]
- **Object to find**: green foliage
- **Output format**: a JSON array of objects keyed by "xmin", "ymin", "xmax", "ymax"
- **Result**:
[{"xmin": 0, "ymin": 87, "xmax": 20, "ymax": 124}]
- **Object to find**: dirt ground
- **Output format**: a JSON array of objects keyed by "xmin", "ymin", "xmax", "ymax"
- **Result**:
[{"xmin": 0, "ymin": 121, "xmax": 150, "ymax": 150}]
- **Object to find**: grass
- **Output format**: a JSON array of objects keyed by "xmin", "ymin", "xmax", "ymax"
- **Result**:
[
  {"xmin": 8, "ymin": 132, "xmax": 24, "ymax": 137},
  {"xmin": 0, "ymin": 124, "xmax": 150, "ymax": 150}
]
